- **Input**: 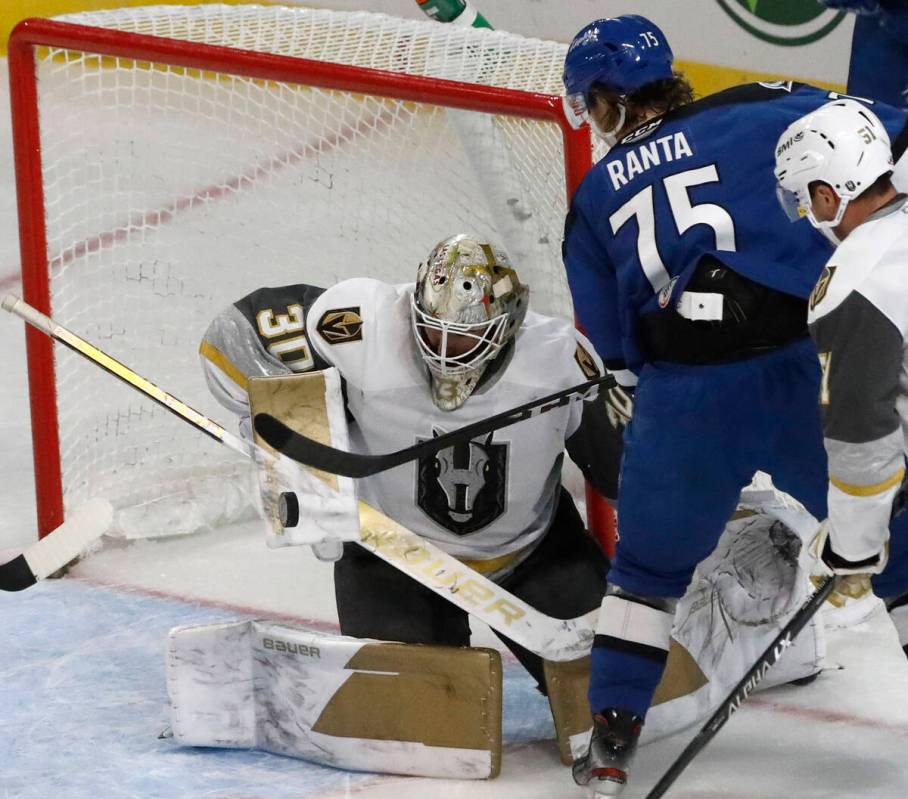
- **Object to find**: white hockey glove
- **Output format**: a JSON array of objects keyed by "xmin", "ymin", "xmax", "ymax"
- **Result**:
[{"xmin": 809, "ymin": 520, "xmax": 888, "ymax": 577}]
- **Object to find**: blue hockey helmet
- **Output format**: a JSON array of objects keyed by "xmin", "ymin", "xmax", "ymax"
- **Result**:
[{"xmin": 563, "ymin": 16, "xmax": 674, "ymax": 103}]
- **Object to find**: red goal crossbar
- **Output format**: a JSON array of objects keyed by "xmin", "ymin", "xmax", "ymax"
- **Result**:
[{"xmin": 8, "ymin": 16, "xmax": 615, "ymax": 554}]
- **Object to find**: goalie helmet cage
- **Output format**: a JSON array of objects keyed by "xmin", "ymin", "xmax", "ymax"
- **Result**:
[{"xmin": 9, "ymin": 5, "xmax": 614, "ymax": 552}]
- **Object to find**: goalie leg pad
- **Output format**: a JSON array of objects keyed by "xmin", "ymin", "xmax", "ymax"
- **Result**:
[
  {"xmin": 167, "ymin": 620, "xmax": 502, "ymax": 779},
  {"xmin": 543, "ymin": 656, "xmax": 592, "ymax": 766}
]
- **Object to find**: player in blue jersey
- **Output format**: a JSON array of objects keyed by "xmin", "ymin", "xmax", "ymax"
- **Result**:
[
  {"xmin": 560, "ymin": 15, "xmax": 908, "ymax": 796},
  {"xmin": 819, "ymin": 1, "xmax": 908, "ymax": 109}
]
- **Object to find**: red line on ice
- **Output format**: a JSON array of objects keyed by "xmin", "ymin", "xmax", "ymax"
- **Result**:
[{"xmin": 748, "ymin": 695, "xmax": 908, "ymax": 736}]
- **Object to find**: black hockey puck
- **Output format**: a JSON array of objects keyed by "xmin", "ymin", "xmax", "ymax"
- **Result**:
[{"xmin": 279, "ymin": 491, "xmax": 300, "ymax": 528}]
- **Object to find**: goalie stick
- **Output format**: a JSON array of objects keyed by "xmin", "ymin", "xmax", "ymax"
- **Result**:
[
  {"xmin": 253, "ymin": 372, "xmax": 613, "ymax": 478},
  {"xmin": 643, "ymin": 575, "xmax": 837, "ymax": 799},
  {"xmin": 0, "ymin": 499, "xmax": 113, "ymax": 591},
  {"xmin": 2, "ymin": 293, "xmax": 594, "ymax": 661}
]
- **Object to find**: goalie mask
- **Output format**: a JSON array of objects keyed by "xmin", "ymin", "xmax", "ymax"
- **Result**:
[
  {"xmin": 774, "ymin": 99, "xmax": 894, "ymax": 245},
  {"xmin": 412, "ymin": 235, "xmax": 529, "ymax": 411}
]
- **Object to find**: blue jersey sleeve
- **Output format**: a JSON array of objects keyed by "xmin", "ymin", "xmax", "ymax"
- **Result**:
[{"xmin": 563, "ymin": 196, "xmax": 625, "ymax": 373}]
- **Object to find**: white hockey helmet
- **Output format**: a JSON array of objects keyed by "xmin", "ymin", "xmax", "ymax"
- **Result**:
[
  {"xmin": 774, "ymin": 99, "xmax": 893, "ymax": 242},
  {"xmin": 412, "ymin": 234, "xmax": 529, "ymax": 411}
]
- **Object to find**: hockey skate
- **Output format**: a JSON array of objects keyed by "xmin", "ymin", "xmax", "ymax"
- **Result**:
[{"xmin": 572, "ymin": 709, "xmax": 643, "ymax": 797}]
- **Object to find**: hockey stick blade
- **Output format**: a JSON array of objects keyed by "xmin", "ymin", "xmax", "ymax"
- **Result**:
[
  {"xmin": 254, "ymin": 373, "xmax": 614, "ymax": 477},
  {"xmin": 0, "ymin": 554, "xmax": 38, "ymax": 591},
  {"xmin": 644, "ymin": 575, "xmax": 837, "ymax": 799},
  {"xmin": 0, "ymin": 500, "xmax": 114, "ymax": 591}
]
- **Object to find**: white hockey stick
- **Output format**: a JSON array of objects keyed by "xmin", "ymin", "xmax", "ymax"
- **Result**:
[
  {"xmin": 0, "ymin": 499, "xmax": 113, "ymax": 591},
  {"xmin": 2, "ymin": 294, "xmax": 594, "ymax": 661}
]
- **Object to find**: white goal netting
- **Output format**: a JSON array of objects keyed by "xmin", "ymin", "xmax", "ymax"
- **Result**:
[{"xmin": 16, "ymin": 4, "xmax": 593, "ymax": 537}]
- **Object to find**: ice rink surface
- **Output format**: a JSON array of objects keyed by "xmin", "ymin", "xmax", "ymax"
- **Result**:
[{"xmin": 2, "ymin": 56, "xmax": 908, "ymax": 799}]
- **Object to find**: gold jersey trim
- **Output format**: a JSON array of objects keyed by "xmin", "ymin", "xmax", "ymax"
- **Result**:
[
  {"xmin": 199, "ymin": 340, "xmax": 248, "ymax": 391},
  {"xmin": 830, "ymin": 467, "xmax": 905, "ymax": 497},
  {"xmin": 459, "ymin": 545, "xmax": 528, "ymax": 576}
]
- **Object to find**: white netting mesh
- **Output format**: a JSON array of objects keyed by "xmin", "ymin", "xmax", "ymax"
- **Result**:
[{"xmin": 23, "ymin": 5, "xmax": 589, "ymax": 535}]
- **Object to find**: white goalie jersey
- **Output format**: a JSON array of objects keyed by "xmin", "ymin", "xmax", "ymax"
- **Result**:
[{"xmin": 201, "ymin": 277, "xmax": 605, "ymax": 562}]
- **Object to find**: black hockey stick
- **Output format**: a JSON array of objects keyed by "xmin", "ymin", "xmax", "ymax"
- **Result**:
[
  {"xmin": 644, "ymin": 574, "xmax": 837, "ymax": 799},
  {"xmin": 253, "ymin": 373, "xmax": 614, "ymax": 478}
]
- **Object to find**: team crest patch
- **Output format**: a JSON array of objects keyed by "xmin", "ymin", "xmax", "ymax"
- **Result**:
[
  {"xmin": 809, "ymin": 266, "xmax": 836, "ymax": 312},
  {"xmin": 416, "ymin": 430, "xmax": 508, "ymax": 536},
  {"xmin": 574, "ymin": 342, "xmax": 601, "ymax": 380},
  {"xmin": 316, "ymin": 307, "xmax": 363, "ymax": 344}
]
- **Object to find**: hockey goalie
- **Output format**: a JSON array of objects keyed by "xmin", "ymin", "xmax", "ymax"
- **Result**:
[{"xmin": 165, "ymin": 235, "xmax": 825, "ymax": 780}]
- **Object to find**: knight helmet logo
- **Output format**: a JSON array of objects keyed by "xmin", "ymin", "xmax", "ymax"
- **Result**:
[
  {"xmin": 316, "ymin": 307, "xmax": 364, "ymax": 344},
  {"xmin": 416, "ymin": 429, "xmax": 508, "ymax": 536}
]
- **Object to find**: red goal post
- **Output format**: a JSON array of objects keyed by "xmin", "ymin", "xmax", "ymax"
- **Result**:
[{"xmin": 8, "ymin": 7, "xmax": 615, "ymax": 554}]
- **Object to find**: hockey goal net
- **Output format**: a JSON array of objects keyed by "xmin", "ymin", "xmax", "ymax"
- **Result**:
[{"xmin": 9, "ymin": 5, "xmax": 607, "ymax": 543}]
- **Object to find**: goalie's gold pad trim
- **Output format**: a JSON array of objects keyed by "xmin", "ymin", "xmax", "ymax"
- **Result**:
[
  {"xmin": 312, "ymin": 642, "xmax": 503, "ymax": 777},
  {"xmin": 543, "ymin": 641, "xmax": 709, "ymax": 766},
  {"xmin": 248, "ymin": 372, "xmax": 338, "ymax": 490},
  {"xmin": 830, "ymin": 467, "xmax": 905, "ymax": 497},
  {"xmin": 652, "ymin": 638, "xmax": 709, "ymax": 705},
  {"xmin": 543, "ymin": 656, "xmax": 592, "ymax": 766}
]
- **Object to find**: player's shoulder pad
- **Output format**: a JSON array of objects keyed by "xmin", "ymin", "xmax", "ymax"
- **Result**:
[
  {"xmin": 307, "ymin": 277, "xmax": 405, "ymax": 347},
  {"xmin": 810, "ymin": 201, "xmax": 908, "ymax": 323},
  {"xmin": 219, "ymin": 283, "xmax": 328, "ymax": 373},
  {"xmin": 807, "ymin": 231, "xmax": 881, "ymax": 324},
  {"xmin": 305, "ymin": 278, "xmax": 412, "ymax": 386},
  {"xmin": 233, "ymin": 283, "xmax": 326, "ymax": 329},
  {"xmin": 512, "ymin": 311, "xmax": 604, "ymax": 387},
  {"xmin": 664, "ymin": 81, "xmax": 803, "ymax": 125}
]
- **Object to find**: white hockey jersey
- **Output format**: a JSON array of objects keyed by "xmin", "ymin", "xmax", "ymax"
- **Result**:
[
  {"xmin": 306, "ymin": 279, "xmax": 603, "ymax": 560},
  {"xmin": 807, "ymin": 195, "xmax": 908, "ymax": 563},
  {"xmin": 202, "ymin": 278, "xmax": 605, "ymax": 562}
]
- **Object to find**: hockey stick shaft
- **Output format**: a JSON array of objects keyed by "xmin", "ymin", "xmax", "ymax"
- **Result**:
[
  {"xmin": 644, "ymin": 575, "xmax": 837, "ymax": 799},
  {"xmin": 254, "ymin": 372, "xmax": 613, "ymax": 478},
  {"xmin": 2, "ymin": 293, "xmax": 593, "ymax": 660},
  {"xmin": 1, "ymin": 294, "xmax": 254, "ymax": 462}
]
